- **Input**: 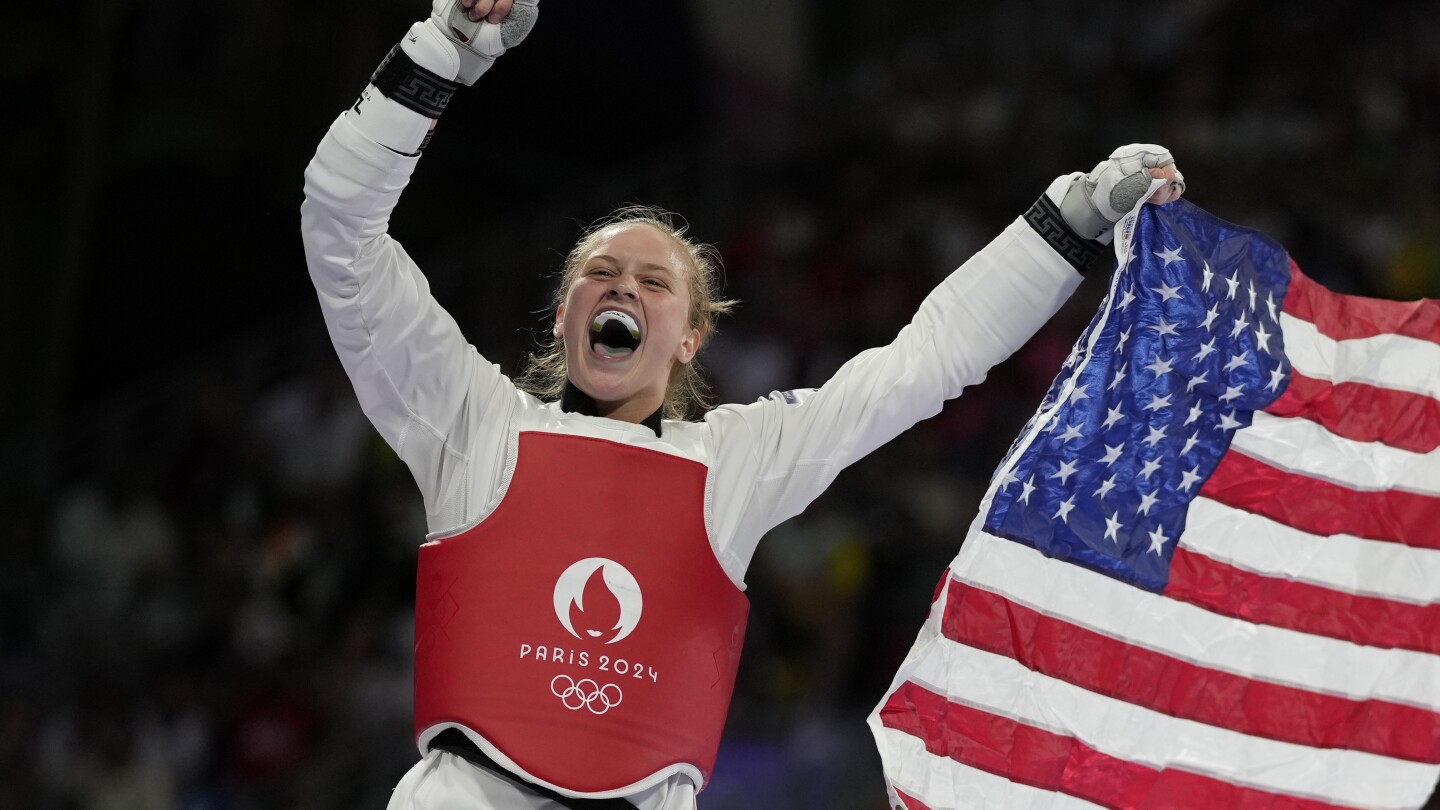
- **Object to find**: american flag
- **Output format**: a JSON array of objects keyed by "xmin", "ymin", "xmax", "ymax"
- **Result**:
[{"xmin": 868, "ymin": 199, "xmax": 1440, "ymax": 810}]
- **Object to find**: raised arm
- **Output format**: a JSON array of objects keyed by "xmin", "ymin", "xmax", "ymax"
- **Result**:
[
  {"xmin": 298, "ymin": 0, "xmax": 538, "ymax": 519},
  {"xmin": 705, "ymin": 146, "xmax": 1184, "ymax": 573}
]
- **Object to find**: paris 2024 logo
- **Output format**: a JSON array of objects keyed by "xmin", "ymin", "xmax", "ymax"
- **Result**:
[
  {"xmin": 553, "ymin": 557, "xmax": 642, "ymax": 643},
  {"xmin": 518, "ymin": 557, "xmax": 660, "ymax": 713}
]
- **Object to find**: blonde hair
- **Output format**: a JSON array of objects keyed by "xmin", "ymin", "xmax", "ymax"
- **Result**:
[{"xmin": 517, "ymin": 206, "xmax": 737, "ymax": 421}]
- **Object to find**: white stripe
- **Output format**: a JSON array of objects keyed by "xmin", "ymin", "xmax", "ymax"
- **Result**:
[
  {"xmin": 909, "ymin": 635, "xmax": 1438, "ymax": 809},
  {"xmin": 1179, "ymin": 497, "xmax": 1440, "ymax": 605},
  {"xmin": 870, "ymin": 723, "xmax": 1107, "ymax": 810},
  {"xmin": 1232, "ymin": 411, "xmax": 1440, "ymax": 496},
  {"xmin": 1281, "ymin": 314, "xmax": 1440, "ymax": 401},
  {"xmin": 957, "ymin": 531, "xmax": 1440, "ymax": 712}
]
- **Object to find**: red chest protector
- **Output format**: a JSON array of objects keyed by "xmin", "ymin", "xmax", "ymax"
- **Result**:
[{"xmin": 413, "ymin": 431, "xmax": 750, "ymax": 797}]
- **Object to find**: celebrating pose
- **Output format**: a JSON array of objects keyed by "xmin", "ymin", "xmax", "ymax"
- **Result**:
[{"xmin": 300, "ymin": 1, "xmax": 1183, "ymax": 807}]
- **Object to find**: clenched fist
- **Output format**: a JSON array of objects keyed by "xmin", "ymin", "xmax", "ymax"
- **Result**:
[
  {"xmin": 419, "ymin": 0, "xmax": 540, "ymax": 85},
  {"xmin": 1060, "ymin": 144, "xmax": 1185, "ymax": 244}
]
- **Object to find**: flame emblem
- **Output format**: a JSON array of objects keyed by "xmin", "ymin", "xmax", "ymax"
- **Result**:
[{"xmin": 553, "ymin": 558, "xmax": 643, "ymax": 644}]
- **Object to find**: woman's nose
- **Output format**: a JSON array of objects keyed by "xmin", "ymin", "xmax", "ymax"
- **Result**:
[{"xmin": 606, "ymin": 277, "xmax": 638, "ymax": 299}]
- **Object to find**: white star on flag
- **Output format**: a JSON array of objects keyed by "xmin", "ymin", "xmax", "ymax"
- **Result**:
[
  {"xmin": 1104, "ymin": 511, "xmax": 1123, "ymax": 541},
  {"xmin": 1108, "ymin": 363, "xmax": 1128, "ymax": 391},
  {"xmin": 1225, "ymin": 272, "xmax": 1240, "ymax": 299},
  {"xmin": 1179, "ymin": 431, "xmax": 1200, "ymax": 455},
  {"xmin": 1053, "ymin": 496, "xmax": 1076, "ymax": 523},
  {"xmin": 1144, "ymin": 356, "xmax": 1175, "ymax": 377},
  {"xmin": 1230, "ymin": 314, "xmax": 1251, "ymax": 339},
  {"xmin": 1155, "ymin": 246, "xmax": 1184, "ymax": 266},
  {"xmin": 1146, "ymin": 524, "xmax": 1169, "ymax": 555},
  {"xmin": 1102, "ymin": 406, "xmax": 1126, "ymax": 429},
  {"xmin": 1255, "ymin": 323, "xmax": 1272, "ymax": 353},
  {"xmin": 1152, "ymin": 282, "xmax": 1183, "ymax": 302},
  {"xmin": 1094, "ymin": 475, "xmax": 1118, "ymax": 499},
  {"xmin": 1267, "ymin": 365, "xmax": 1286, "ymax": 392},
  {"xmin": 1202, "ymin": 304, "xmax": 1220, "ymax": 331},
  {"xmin": 1136, "ymin": 489, "xmax": 1159, "ymax": 515},
  {"xmin": 1178, "ymin": 466, "xmax": 1203, "ymax": 492},
  {"xmin": 1099, "ymin": 443, "xmax": 1124, "ymax": 466},
  {"xmin": 1184, "ymin": 404, "xmax": 1204, "ymax": 426}
]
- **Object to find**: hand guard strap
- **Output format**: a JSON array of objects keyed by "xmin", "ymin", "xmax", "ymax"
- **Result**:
[
  {"xmin": 1025, "ymin": 192, "xmax": 1105, "ymax": 273},
  {"xmin": 371, "ymin": 42, "xmax": 460, "ymax": 119}
]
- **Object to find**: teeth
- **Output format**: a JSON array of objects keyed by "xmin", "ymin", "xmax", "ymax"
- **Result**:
[{"xmin": 591, "ymin": 310, "xmax": 640, "ymax": 340}]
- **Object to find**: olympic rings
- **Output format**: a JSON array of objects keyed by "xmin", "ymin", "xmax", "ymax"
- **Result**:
[{"xmin": 550, "ymin": 674, "xmax": 623, "ymax": 714}]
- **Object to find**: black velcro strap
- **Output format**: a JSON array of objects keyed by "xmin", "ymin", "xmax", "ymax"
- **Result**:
[
  {"xmin": 429, "ymin": 728, "xmax": 640, "ymax": 809},
  {"xmin": 1023, "ymin": 193, "xmax": 1105, "ymax": 273},
  {"xmin": 371, "ymin": 42, "xmax": 458, "ymax": 119}
]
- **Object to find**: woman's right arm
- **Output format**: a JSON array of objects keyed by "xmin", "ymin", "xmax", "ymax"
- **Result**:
[
  {"xmin": 301, "ymin": 115, "xmax": 500, "ymax": 519},
  {"xmin": 298, "ymin": 1, "xmax": 539, "ymax": 521}
]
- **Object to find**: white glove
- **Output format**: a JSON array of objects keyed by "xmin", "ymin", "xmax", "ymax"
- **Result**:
[
  {"xmin": 345, "ymin": 0, "xmax": 538, "ymax": 153},
  {"xmin": 1058, "ymin": 144, "xmax": 1185, "ymax": 244},
  {"xmin": 419, "ymin": 0, "xmax": 540, "ymax": 85}
]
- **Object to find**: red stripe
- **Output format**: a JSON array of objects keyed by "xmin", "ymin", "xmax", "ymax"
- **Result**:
[
  {"xmin": 1265, "ymin": 371, "xmax": 1440, "ymax": 454},
  {"xmin": 880, "ymin": 680, "xmax": 1355, "ymax": 810},
  {"xmin": 943, "ymin": 579, "xmax": 1440, "ymax": 763},
  {"xmin": 1167, "ymin": 543, "xmax": 1440, "ymax": 657},
  {"xmin": 1200, "ymin": 449, "xmax": 1440, "ymax": 550},
  {"xmin": 1285, "ymin": 261, "xmax": 1440, "ymax": 343},
  {"xmin": 893, "ymin": 788, "xmax": 932, "ymax": 810}
]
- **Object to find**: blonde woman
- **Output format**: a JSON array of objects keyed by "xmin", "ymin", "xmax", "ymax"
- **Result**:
[{"xmin": 300, "ymin": 1, "xmax": 1182, "ymax": 806}]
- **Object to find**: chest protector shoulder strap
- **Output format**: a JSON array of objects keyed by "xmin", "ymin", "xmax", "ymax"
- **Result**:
[{"xmin": 413, "ymin": 431, "xmax": 750, "ymax": 797}]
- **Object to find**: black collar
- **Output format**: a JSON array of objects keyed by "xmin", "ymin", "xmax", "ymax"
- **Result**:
[{"xmin": 559, "ymin": 381, "xmax": 664, "ymax": 437}]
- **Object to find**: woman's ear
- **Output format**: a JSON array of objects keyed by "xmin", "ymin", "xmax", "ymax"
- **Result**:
[
  {"xmin": 553, "ymin": 303, "xmax": 565, "ymax": 340},
  {"xmin": 675, "ymin": 327, "xmax": 701, "ymax": 365}
]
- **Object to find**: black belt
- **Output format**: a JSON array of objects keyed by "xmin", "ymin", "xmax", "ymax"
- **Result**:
[{"xmin": 428, "ymin": 728, "xmax": 639, "ymax": 810}]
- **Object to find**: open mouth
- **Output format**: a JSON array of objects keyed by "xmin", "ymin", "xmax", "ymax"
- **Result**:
[{"xmin": 589, "ymin": 310, "xmax": 642, "ymax": 358}]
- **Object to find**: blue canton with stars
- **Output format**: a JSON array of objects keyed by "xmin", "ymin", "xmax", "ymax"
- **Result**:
[{"xmin": 984, "ymin": 200, "xmax": 1294, "ymax": 592}]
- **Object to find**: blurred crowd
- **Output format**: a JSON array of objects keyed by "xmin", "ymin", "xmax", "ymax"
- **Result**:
[{"xmin": 5, "ymin": 1, "xmax": 1439, "ymax": 808}]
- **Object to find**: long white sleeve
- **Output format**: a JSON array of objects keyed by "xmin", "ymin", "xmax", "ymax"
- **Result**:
[
  {"xmin": 300, "ymin": 112, "xmax": 517, "ymax": 524},
  {"xmin": 699, "ymin": 215, "xmax": 1085, "ymax": 577}
]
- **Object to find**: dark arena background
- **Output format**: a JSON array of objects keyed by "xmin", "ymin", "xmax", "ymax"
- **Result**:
[{"xmin": 4, "ymin": 1, "xmax": 1439, "ymax": 807}]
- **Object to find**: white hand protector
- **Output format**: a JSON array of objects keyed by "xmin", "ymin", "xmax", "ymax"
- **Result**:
[
  {"xmin": 1059, "ymin": 143, "xmax": 1185, "ymax": 244},
  {"xmin": 346, "ymin": 0, "xmax": 538, "ymax": 153},
  {"xmin": 424, "ymin": 0, "xmax": 541, "ymax": 85}
]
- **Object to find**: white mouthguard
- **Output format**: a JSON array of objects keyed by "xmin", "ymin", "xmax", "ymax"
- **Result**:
[{"xmin": 590, "ymin": 310, "xmax": 640, "ymax": 339}]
